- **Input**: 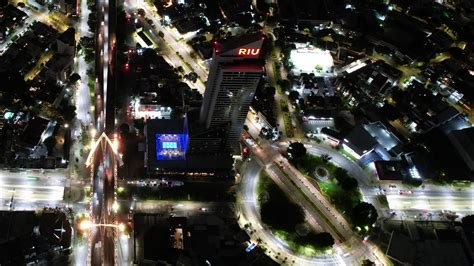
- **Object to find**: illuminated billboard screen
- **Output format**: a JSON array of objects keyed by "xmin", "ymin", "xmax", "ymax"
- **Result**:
[
  {"xmin": 162, "ymin": 141, "xmax": 178, "ymax": 149},
  {"xmin": 155, "ymin": 134, "xmax": 188, "ymax": 160}
]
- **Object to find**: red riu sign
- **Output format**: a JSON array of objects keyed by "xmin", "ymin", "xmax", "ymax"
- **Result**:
[{"xmin": 238, "ymin": 48, "xmax": 260, "ymax": 56}]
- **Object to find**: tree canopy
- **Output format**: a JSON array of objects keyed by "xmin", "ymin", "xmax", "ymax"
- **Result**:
[
  {"xmin": 260, "ymin": 182, "xmax": 304, "ymax": 231},
  {"xmin": 289, "ymin": 90, "xmax": 300, "ymax": 102},
  {"xmin": 462, "ymin": 215, "xmax": 474, "ymax": 227},
  {"xmin": 69, "ymin": 73, "xmax": 81, "ymax": 83},
  {"xmin": 333, "ymin": 168, "xmax": 359, "ymax": 191},
  {"xmin": 351, "ymin": 202, "xmax": 378, "ymax": 227},
  {"xmin": 298, "ymin": 232, "xmax": 335, "ymax": 250},
  {"xmin": 43, "ymin": 136, "xmax": 57, "ymax": 156},
  {"xmin": 287, "ymin": 142, "xmax": 306, "ymax": 159}
]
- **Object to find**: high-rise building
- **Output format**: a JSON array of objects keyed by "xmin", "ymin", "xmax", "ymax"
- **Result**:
[{"xmin": 200, "ymin": 34, "xmax": 265, "ymax": 153}]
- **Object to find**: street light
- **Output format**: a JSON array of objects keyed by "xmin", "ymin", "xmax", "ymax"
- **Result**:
[
  {"xmin": 79, "ymin": 219, "xmax": 93, "ymax": 231},
  {"xmin": 78, "ymin": 219, "xmax": 126, "ymax": 233},
  {"xmin": 112, "ymin": 201, "xmax": 119, "ymax": 212}
]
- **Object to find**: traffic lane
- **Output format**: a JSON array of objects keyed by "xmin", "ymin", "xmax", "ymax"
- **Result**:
[
  {"xmin": 274, "ymin": 158, "xmax": 386, "ymax": 264},
  {"xmin": 0, "ymin": 185, "xmax": 64, "ymax": 202},
  {"xmin": 381, "ymin": 188, "xmax": 473, "ymax": 198},
  {"xmin": 266, "ymin": 163, "xmax": 348, "ymax": 242},
  {"xmin": 386, "ymin": 194, "xmax": 474, "ymax": 211},
  {"xmin": 90, "ymin": 229, "xmax": 103, "ymax": 266},
  {"xmin": 253, "ymin": 143, "xmax": 383, "ymax": 263},
  {"xmin": 0, "ymin": 169, "xmax": 68, "ymax": 179},
  {"xmin": 0, "ymin": 176, "xmax": 67, "ymax": 187},
  {"xmin": 126, "ymin": 0, "xmax": 208, "ymax": 78},
  {"xmin": 137, "ymin": 4, "xmax": 208, "ymax": 78},
  {"xmin": 133, "ymin": 16, "xmax": 206, "ymax": 94}
]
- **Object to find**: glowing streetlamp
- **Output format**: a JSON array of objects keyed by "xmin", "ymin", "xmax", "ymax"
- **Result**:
[
  {"xmin": 78, "ymin": 219, "xmax": 126, "ymax": 234},
  {"xmin": 118, "ymin": 223, "xmax": 125, "ymax": 232},
  {"xmin": 90, "ymin": 128, "xmax": 97, "ymax": 138},
  {"xmin": 79, "ymin": 219, "xmax": 93, "ymax": 231},
  {"xmin": 112, "ymin": 201, "xmax": 119, "ymax": 212}
]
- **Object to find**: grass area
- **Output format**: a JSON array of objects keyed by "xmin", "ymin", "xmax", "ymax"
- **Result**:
[
  {"xmin": 291, "ymin": 153, "xmax": 362, "ymax": 226},
  {"xmin": 87, "ymin": 68, "xmax": 95, "ymax": 104},
  {"xmin": 272, "ymin": 61, "xmax": 281, "ymax": 81},
  {"xmin": 276, "ymin": 84, "xmax": 283, "ymax": 94},
  {"xmin": 280, "ymin": 99, "xmax": 289, "ymax": 112},
  {"xmin": 273, "ymin": 230, "xmax": 333, "ymax": 257},
  {"xmin": 293, "ymin": 153, "xmax": 338, "ymax": 178},
  {"xmin": 257, "ymin": 171, "xmax": 334, "ymax": 255},
  {"xmin": 451, "ymin": 181, "xmax": 472, "ymax": 188},
  {"xmin": 256, "ymin": 171, "xmax": 272, "ymax": 202},
  {"xmin": 282, "ymin": 112, "xmax": 294, "ymax": 138},
  {"xmin": 316, "ymin": 179, "xmax": 362, "ymax": 218},
  {"xmin": 274, "ymin": 164, "xmax": 347, "ymax": 242},
  {"xmin": 315, "ymin": 167, "xmax": 327, "ymax": 177},
  {"xmin": 279, "ymin": 99, "xmax": 294, "ymax": 138}
]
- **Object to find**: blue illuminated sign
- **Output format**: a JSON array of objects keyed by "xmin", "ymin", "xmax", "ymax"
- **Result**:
[
  {"xmin": 155, "ymin": 133, "xmax": 188, "ymax": 160},
  {"xmin": 162, "ymin": 141, "xmax": 177, "ymax": 149}
]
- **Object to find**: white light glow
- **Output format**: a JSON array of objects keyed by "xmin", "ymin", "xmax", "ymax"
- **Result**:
[{"xmin": 290, "ymin": 44, "xmax": 334, "ymax": 74}]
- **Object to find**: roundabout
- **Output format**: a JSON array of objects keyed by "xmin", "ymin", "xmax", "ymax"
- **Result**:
[
  {"xmin": 238, "ymin": 158, "xmax": 344, "ymax": 265},
  {"xmin": 314, "ymin": 167, "xmax": 329, "ymax": 181}
]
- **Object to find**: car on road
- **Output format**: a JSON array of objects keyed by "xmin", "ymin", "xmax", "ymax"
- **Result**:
[
  {"xmin": 245, "ymin": 242, "xmax": 257, "ymax": 252},
  {"xmin": 245, "ymin": 138, "xmax": 256, "ymax": 147}
]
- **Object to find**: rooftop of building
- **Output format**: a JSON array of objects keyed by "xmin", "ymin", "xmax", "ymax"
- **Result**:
[
  {"xmin": 57, "ymin": 27, "xmax": 76, "ymax": 46},
  {"xmin": 374, "ymin": 160, "xmax": 407, "ymax": 181},
  {"xmin": 386, "ymin": 232, "xmax": 470, "ymax": 266},
  {"xmin": 20, "ymin": 116, "xmax": 49, "ymax": 147},
  {"xmin": 343, "ymin": 124, "xmax": 378, "ymax": 155},
  {"xmin": 278, "ymin": 0, "xmax": 340, "ymax": 22},
  {"xmin": 145, "ymin": 118, "xmax": 186, "ymax": 135},
  {"xmin": 364, "ymin": 121, "xmax": 402, "ymax": 153},
  {"xmin": 217, "ymin": 32, "xmax": 265, "ymax": 57}
]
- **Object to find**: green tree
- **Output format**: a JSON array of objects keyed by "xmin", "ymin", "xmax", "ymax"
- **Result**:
[
  {"xmin": 62, "ymin": 105, "xmax": 77, "ymax": 122},
  {"xmin": 461, "ymin": 215, "xmax": 474, "ymax": 227},
  {"xmin": 289, "ymin": 90, "xmax": 300, "ymax": 102},
  {"xmin": 43, "ymin": 136, "xmax": 57, "ymax": 156},
  {"xmin": 362, "ymin": 259, "xmax": 375, "ymax": 266},
  {"xmin": 334, "ymin": 168, "xmax": 358, "ymax": 191},
  {"xmin": 133, "ymin": 118, "xmax": 145, "ymax": 133},
  {"xmin": 277, "ymin": 79, "xmax": 291, "ymax": 91},
  {"xmin": 287, "ymin": 142, "xmax": 306, "ymax": 160},
  {"xmin": 352, "ymin": 202, "xmax": 378, "ymax": 227},
  {"xmin": 69, "ymin": 73, "xmax": 81, "ymax": 83},
  {"xmin": 312, "ymin": 232, "xmax": 334, "ymax": 249}
]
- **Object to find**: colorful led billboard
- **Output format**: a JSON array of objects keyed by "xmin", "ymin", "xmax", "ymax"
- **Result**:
[{"xmin": 155, "ymin": 133, "xmax": 188, "ymax": 160}]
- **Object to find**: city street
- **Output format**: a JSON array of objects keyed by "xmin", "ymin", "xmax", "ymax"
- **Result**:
[
  {"xmin": 243, "ymin": 105, "xmax": 397, "ymax": 262},
  {"xmin": 238, "ymin": 135, "xmax": 388, "ymax": 264},
  {"xmin": 0, "ymin": 169, "xmax": 67, "ymax": 208},
  {"xmin": 238, "ymin": 158, "xmax": 345, "ymax": 265},
  {"xmin": 73, "ymin": 0, "xmax": 93, "ymax": 126},
  {"xmin": 123, "ymin": 0, "xmax": 207, "ymax": 94}
]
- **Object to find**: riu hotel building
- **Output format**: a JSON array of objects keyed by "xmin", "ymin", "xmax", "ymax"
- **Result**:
[{"xmin": 199, "ymin": 33, "xmax": 266, "ymax": 154}]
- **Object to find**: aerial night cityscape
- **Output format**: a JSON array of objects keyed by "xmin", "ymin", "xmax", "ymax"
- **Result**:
[{"xmin": 0, "ymin": 0, "xmax": 473, "ymax": 265}]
